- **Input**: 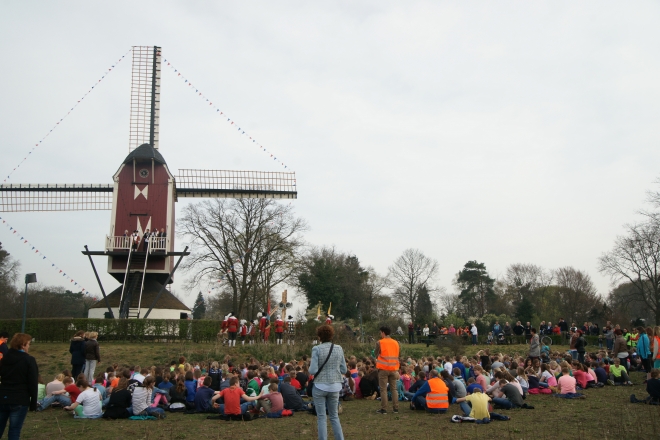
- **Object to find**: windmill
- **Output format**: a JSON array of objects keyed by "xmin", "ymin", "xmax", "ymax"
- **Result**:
[{"xmin": 0, "ymin": 46, "xmax": 297, "ymax": 319}]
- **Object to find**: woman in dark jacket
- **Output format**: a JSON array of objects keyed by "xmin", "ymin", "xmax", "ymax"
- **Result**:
[
  {"xmin": 575, "ymin": 330, "xmax": 587, "ymax": 364},
  {"xmin": 69, "ymin": 331, "xmax": 86, "ymax": 379},
  {"xmin": 103, "ymin": 378, "xmax": 132, "ymax": 419},
  {"xmin": 0, "ymin": 333, "xmax": 39, "ymax": 440},
  {"xmin": 84, "ymin": 332, "xmax": 101, "ymax": 383}
]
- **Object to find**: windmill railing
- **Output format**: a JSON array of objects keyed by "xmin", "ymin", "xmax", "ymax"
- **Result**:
[
  {"xmin": 148, "ymin": 236, "xmax": 168, "ymax": 253},
  {"xmin": 105, "ymin": 235, "xmax": 168, "ymax": 252},
  {"xmin": 106, "ymin": 236, "xmax": 133, "ymax": 251}
]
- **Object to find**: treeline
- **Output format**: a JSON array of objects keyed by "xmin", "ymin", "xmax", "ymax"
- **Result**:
[
  {"xmin": 0, "ymin": 242, "xmax": 96, "ymax": 319},
  {"xmin": 3, "ymin": 176, "xmax": 659, "ymax": 327},
  {"xmin": 179, "ymin": 191, "xmax": 660, "ymax": 328}
]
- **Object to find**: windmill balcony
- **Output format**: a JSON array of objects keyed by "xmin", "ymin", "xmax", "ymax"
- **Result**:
[{"xmin": 105, "ymin": 235, "xmax": 168, "ymax": 253}]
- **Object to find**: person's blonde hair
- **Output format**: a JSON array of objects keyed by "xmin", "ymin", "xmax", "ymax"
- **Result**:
[
  {"xmin": 55, "ymin": 373, "xmax": 65, "ymax": 382},
  {"xmin": 88, "ymin": 331, "xmax": 98, "ymax": 340},
  {"xmin": 654, "ymin": 326, "xmax": 660, "ymax": 338}
]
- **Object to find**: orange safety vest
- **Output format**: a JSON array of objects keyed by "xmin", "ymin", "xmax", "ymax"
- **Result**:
[
  {"xmin": 425, "ymin": 378, "xmax": 449, "ymax": 409},
  {"xmin": 376, "ymin": 338, "xmax": 400, "ymax": 371},
  {"xmin": 655, "ymin": 336, "xmax": 660, "ymax": 360}
]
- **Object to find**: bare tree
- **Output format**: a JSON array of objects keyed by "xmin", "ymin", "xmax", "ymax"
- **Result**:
[
  {"xmin": 179, "ymin": 199, "xmax": 307, "ymax": 319},
  {"xmin": 438, "ymin": 291, "xmax": 462, "ymax": 316},
  {"xmin": 363, "ymin": 267, "xmax": 388, "ymax": 319},
  {"xmin": 388, "ymin": 249, "xmax": 438, "ymax": 322},
  {"xmin": 554, "ymin": 266, "xmax": 600, "ymax": 323},
  {"xmin": 599, "ymin": 221, "xmax": 660, "ymax": 324},
  {"xmin": 504, "ymin": 263, "xmax": 553, "ymax": 302}
]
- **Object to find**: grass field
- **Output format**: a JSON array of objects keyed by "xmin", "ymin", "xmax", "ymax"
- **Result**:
[{"xmin": 17, "ymin": 341, "xmax": 660, "ymax": 439}]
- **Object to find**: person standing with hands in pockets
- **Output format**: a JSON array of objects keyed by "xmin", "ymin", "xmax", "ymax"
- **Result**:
[{"xmin": 375, "ymin": 326, "xmax": 400, "ymax": 414}]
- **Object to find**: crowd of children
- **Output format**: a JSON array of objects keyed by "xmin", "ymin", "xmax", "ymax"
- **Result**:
[{"xmin": 30, "ymin": 323, "xmax": 660, "ymax": 424}]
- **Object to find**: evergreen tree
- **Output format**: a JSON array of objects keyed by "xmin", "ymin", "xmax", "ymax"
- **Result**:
[
  {"xmin": 455, "ymin": 261, "xmax": 496, "ymax": 317},
  {"xmin": 192, "ymin": 292, "xmax": 207, "ymax": 319},
  {"xmin": 414, "ymin": 284, "xmax": 434, "ymax": 325},
  {"xmin": 297, "ymin": 247, "xmax": 370, "ymax": 320},
  {"xmin": 515, "ymin": 297, "xmax": 534, "ymax": 323}
]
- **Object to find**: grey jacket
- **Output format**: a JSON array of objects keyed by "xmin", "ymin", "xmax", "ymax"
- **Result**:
[
  {"xmin": 309, "ymin": 342, "xmax": 347, "ymax": 384},
  {"xmin": 529, "ymin": 334, "xmax": 540, "ymax": 357}
]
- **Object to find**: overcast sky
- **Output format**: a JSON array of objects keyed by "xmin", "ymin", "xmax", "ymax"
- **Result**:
[{"xmin": 1, "ymin": 1, "xmax": 659, "ymax": 313}]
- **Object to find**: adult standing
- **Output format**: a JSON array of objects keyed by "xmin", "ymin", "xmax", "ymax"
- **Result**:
[
  {"xmin": 375, "ymin": 326, "xmax": 400, "ymax": 414},
  {"xmin": 492, "ymin": 321, "xmax": 502, "ymax": 337},
  {"xmin": 69, "ymin": 331, "xmax": 86, "ymax": 379},
  {"xmin": 470, "ymin": 323, "xmax": 478, "ymax": 346},
  {"xmin": 636, "ymin": 327, "xmax": 652, "ymax": 382},
  {"xmin": 524, "ymin": 322, "xmax": 532, "ymax": 343},
  {"xmin": 575, "ymin": 330, "xmax": 587, "ymax": 364},
  {"xmin": 613, "ymin": 329, "xmax": 630, "ymax": 370},
  {"xmin": 408, "ymin": 322, "xmax": 415, "ymax": 345},
  {"xmin": 558, "ymin": 317, "xmax": 569, "ymax": 339},
  {"xmin": 0, "ymin": 333, "xmax": 39, "ymax": 440},
  {"xmin": 605, "ymin": 326, "xmax": 615, "ymax": 352},
  {"xmin": 569, "ymin": 330, "xmax": 578, "ymax": 360},
  {"xmin": 652, "ymin": 326, "xmax": 660, "ymax": 370},
  {"xmin": 528, "ymin": 328, "xmax": 540, "ymax": 360},
  {"xmin": 142, "ymin": 228, "xmax": 151, "ymax": 252},
  {"xmin": 84, "ymin": 332, "xmax": 100, "ymax": 383},
  {"xmin": 503, "ymin": 322, "xmax": 513, "ymax": 345},
  {"xmin": 513, "ymin": 321, "xmax": 524, "ymax": 343},
  {"xmin": 309, "ymin": 324, "xmax": 346, "ymax": 440}
]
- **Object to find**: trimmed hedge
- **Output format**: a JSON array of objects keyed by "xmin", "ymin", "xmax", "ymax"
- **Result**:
[{"xmin": 0, "ymin": 318, "xmax": 223, "ymax": 343}]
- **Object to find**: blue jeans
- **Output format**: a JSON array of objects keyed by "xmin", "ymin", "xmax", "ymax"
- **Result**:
[
  {"xmin": 313, "ymin": 385, "xmax": 344, "ymax": 440},
  {"xmin": 143, "ymin": 407, "xmax": 165, "ymax": 418},
  {"xmin": 38, "ymin": 395, "xmax": 72, "ymax": 410},
  {"xmin": 452, "ymin": 398, "xmax": 472, "ymax": 416},
  {"xmin": 0, "ymin": 404, "xmax": 29, "ymax": 440},
  {"xmin": 472, "ymin": 335, "xmax": 477, "ymax": 345},
  {"xmin": 492, "ymin": 397, "xmax": 519, "ymax": 409},
  {"xmin": 216, "ymin": 402, "xmax": 252, "ymax": 415}
]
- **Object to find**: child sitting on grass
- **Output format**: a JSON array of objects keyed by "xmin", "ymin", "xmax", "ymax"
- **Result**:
[
  {"xmin": 64, "ymin": 378, "xmax": 102, "ymax": 419},
  {"xmin": 259, "ymin": 382, "xmax": 286, "ymax": 417},
  {"xmin": 630, "ymin": 368, "xmax": 660, "ymax": 404},
  {"xmin": 555, "ymin": 367, "xmax": 585, "ymax": 399},
  {"xmin": 211, "ymin": 376, "xmax": 259, "ymax": 416},
  {"xmin": 607, "ymin": 358, "xmax": 633, "ymax": 386},
  {"xmin": 132, "ymin": 377, "xmax": 166, "ymax": 418}
]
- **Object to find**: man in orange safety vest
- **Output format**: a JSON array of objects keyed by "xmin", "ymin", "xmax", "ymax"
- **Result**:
[
  {"xmin": 410, "ymin": 369, "xmax": 449, "ymax": 413},
  {"xmin": 375, "ymin": 326, "xmax": 400, "ymax": 414}
]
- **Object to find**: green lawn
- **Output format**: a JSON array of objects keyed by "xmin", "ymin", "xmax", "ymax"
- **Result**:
[{"xmin": 18, "ymin": 342, "xmax": 660, "ymax": 439}]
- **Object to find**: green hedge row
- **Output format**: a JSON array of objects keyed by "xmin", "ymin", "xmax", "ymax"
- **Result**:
[{"xmin": 0, "ymin": 319, "xmax": 224, "ymax": 343}]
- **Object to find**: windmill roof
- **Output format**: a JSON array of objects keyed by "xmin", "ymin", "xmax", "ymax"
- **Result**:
[
  {"xmin": 90, "ymin": 278, "xmax": 190, "ymax": 311},
  {"xmin": 123, "ymin": 143, "xmax": 167, "ymax": 165}
]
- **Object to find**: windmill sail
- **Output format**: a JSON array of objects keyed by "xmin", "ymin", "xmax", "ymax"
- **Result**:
[
  {"xmin": 129, "ymin": 46, "xmax": 161, "ymax": 151},
  {"xmin": 175, "ymin": 169, "xmax": 297, "ymax": 199},
  {"xmin": 0, "ymin": 184, "xmax": 112, "ymax": 212}
]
